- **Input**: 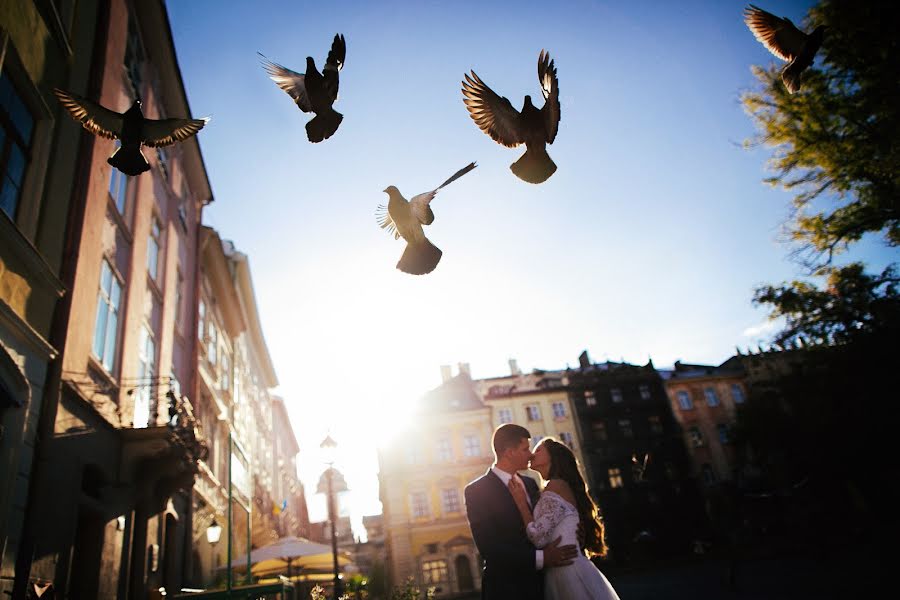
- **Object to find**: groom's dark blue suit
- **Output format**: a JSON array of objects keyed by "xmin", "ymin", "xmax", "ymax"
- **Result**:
[{"xmin": 465, "ymin": 469, "xmax": 543, "ymax": 600}]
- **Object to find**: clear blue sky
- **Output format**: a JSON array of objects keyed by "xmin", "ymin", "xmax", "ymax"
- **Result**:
[{"xmin": 166, "ymin": 0, "xmax": 895, "ymax": 533}]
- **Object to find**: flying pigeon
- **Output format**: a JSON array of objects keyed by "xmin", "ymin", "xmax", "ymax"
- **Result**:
[
  {"xmin": 259, "ymin": 33, "xmax": 346, "ymax": 143},
  {"xmin": 376, "ymin": 162, "xmax": 477, "ymax": 275},
  {"xmin": 53, "ymin": 88, "xmax": 209, "ymax": 176},
  {"xmin": 462, "ymin": 50, "xmax": 560, "ymax": 184},
  {"xmin": 744, "ymin": 4, "xmax": 826, "ymax": 94}
]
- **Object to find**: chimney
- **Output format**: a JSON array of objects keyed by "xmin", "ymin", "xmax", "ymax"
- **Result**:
[
  {"xmin": 578, "ymin": 350, "xmax": 591, "ymax": 369},
  {"xmin": 457, "ymin": 362, "xmax": 471, "ymax": 377},
  {"xmin": 440, "ymin": 365, "xmax": 453, "ymax": 383},
  {"xmin": 509, "ymin": 358, "xmax": 521, "ymax": 376}
]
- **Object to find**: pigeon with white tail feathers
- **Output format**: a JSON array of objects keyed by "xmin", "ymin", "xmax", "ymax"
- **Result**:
[{"xmin": 377, "ymin": 163, "xmax": 477, "ymax": 275}]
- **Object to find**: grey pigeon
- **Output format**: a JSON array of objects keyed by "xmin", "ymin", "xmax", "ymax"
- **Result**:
[
  {"xmin": 744, "ymin": 4, "xmax": 826, "ymax": 94},
  {"xmin": 376, "ymin": 163, "xmax": 477, "ymax": 275},
  {"xmin": 259, "ymin": 33, "xmax": 346, "ymax": 143},
  {"xmin": 54, "ymin": 88, "xmax": 209, "ymax": 176},
  {"xmin": 462, "ymin": 50, "xmax": 560, "ymax": 184}
]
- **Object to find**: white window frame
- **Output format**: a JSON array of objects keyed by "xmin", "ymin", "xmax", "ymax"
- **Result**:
[{"xmin": 92, "ymin": 259, "xmax": 122, "ymax": 372}]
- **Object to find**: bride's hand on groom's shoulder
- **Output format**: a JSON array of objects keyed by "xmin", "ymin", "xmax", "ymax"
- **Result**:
[{"xmin": 544, "ymin": 536, "xmax": 577, "ymax": 568}]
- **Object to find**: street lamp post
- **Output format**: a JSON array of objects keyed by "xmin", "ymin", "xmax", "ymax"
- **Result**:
[{"xmin": 319, "ymin": 435, "xmax": 343, "ymax": 600}]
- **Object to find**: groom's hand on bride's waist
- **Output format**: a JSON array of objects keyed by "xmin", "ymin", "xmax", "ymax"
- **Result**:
[{"xmin": 543, "ymin": 536, "xmax": 577, "ymax": 568}]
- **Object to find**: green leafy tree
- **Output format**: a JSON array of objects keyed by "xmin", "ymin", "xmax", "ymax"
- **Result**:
[
  {"xmin": 753, "ymin": 262, "xmax": 899, "ymax": 345},
  {"xmin": 743, "ymin": 0, "xmax": 900, "ymax": 266}
]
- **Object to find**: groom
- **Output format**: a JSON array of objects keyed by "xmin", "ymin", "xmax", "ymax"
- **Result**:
[{"xmin": 465, "ymin": 424, "xmax": 577, "ymax": 599}]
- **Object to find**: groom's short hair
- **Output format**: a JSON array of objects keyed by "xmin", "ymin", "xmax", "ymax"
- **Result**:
[{"xmin": 492, "ymin": 424, "xmax": 531, "ymax": 459}]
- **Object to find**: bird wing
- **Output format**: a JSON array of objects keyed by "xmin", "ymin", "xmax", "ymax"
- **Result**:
[
  {"xmin": 259, "ymin": 53, "xmax": 313, "ymax": 112},
  {"xmin": 538, "ymin": 50, "xmax": 560, "ymax": 143},
  {"xmin": 376, "ymin": 204, "xmax": 401, "ymax": 240},
  {"xmin": 744, "ymin": 4, "xmax": 808, "ymax": 61},
  {"xmin": 462, "ymin": 71, "xmax": 525, "ymax": 148},
  {"xmin": 53, "ymin": 88, "xmax": 123, "ymax": 140},
  {"xmin": 409, "ymin": 191, "xmax": 437, "ymax": 226},
  {"xmin": 323, "ymin": 34, "xmax": 346, "ymax": 102},
  {"xmin": 143, "ymin": 117, "xmax": 210, "ymax": 147}
]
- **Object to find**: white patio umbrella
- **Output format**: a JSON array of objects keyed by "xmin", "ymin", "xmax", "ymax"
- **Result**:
[{"xmin": 229, "ymin": 536, "xmax": 352, "ymax": 577}]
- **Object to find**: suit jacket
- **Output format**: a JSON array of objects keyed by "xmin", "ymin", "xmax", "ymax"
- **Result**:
[{"xmin": 465, "ymin": 469, "xmax": 543, "ymax": 600}]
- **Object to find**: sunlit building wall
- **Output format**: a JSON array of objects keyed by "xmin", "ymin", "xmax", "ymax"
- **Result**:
[
  {"xmin": 660, "ymin": 359, "xmax": 748, "ymax": 487},
  {"xmin": 473, "ymin": 360, "xmax": 588, "ymax": 474},
  {"xmin": 378, "ymin": 372, "xmax": 492, "ymax": 597},
  {"xmin": 4, "ymin": 1, "xmax": 212, "ymax": 596}
]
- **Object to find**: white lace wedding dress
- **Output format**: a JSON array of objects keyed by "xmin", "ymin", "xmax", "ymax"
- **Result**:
[{"xmin": 526, "ymin": 491, "xmax": 621, "ymax": 600}]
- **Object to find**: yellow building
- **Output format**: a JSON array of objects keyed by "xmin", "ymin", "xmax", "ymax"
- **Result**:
[
  {"xmin": 474, "ymin": 360, "xmax": 587, "ymax": 477},
  {"xmin": 378, "ymin": 372, "xmax": 492, "ymax": 597}
]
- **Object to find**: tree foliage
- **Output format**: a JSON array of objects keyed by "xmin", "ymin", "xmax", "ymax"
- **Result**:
[
  {"xmin": 742, "ymin": 0, "xmax": 900, "ymax": 265},
  {"xmin": 753, "ymin": 262, "xmax": 900, "ymax": 345}
]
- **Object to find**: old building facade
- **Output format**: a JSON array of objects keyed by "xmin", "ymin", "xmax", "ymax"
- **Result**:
[
  {"xmin": 6, "ymin": 1, "xmax": 213, "ymax": 596},
  {"xmin": 565, "ymin": 351, "xmax": 706, "ymax": 562},
  {"xmin": 379, "ymin": 372, "xmax": 492, "ymax": 597}
]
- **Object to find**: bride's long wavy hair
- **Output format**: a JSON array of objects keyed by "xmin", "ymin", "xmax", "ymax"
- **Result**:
[{"xmin": 539, "ymin": 437, "xmax": 608, "ymax": 558}]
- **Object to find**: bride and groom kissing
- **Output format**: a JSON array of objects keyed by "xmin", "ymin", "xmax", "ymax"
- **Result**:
[{"xmin": 465, "ymin": 424, "xmax": 621, "ymax": 600}]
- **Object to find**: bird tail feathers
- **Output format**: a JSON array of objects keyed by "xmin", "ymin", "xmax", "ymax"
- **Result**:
[
  {"xmin": 397, "ymin": 239, "xmax": 442, "ymax": 275},
  {"xmin": 306, "ymin": 108, "xmax": 343, "ymax": 143},
  {"xmin": 511, "ymin": 146, "xmax": 556, "ymax": 184},
  {"xmin": 436, "ymin": 162, "xmax": 477, "ymax": 190},
  {"xmin": 108, "ymin": 145, "xmax": 150, "ymax": 176},
  {"xmin": 781, "ymin": 62, "xmax": 802, "ymax": 94}
]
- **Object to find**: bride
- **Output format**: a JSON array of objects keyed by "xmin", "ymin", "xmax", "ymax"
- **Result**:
[{"xmin": 509, "ymin": 437, "xmax": 621, "ymax": 600}]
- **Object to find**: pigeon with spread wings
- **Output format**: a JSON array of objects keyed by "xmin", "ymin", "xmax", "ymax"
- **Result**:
[
  {"xmin": 53, "ymin": 88, "xmax": 209, "ymax": 176},
  {"xmin": 744, "ymin": 4, "xmax": 826, "ymax": 94},
  {"xmin": 376, "ymin": 163, "xmax": 477, "ymax": 275},
  {"xmin": 462, "ymin": 50, "xmax": 560, "ymax": 184},
  {"xmin": 259, "ymin": 33, "xmax": 346, "ymax": 143}
]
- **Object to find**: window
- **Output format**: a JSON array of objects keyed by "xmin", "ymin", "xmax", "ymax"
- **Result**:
[
  {"xmin": 648, "ymin": 415, "xmax": 663, "ymax": 435},
  {"xmin": 220, "ymin": 352, "xmax": 231, "ymax": 391},
  {"xmin": 147, "ymin": 217, "xmax": 161, "ymax": 281},
  {"xmin": 92, "ymin": 260, "xmax": 122, "ymax": 372},
  {"xmin": 701, "ymin": 464, "xmax": 717, "ymax": 486},
  {"xmin": 156, "ymin": 147, "xmax": 169, "ymax": 178},
  {"xmin": 731, "ymin": 384, "xmax": 745, "ymax": 404},
  {"xmin": 610, "ymin": 388, "xmax": 623, "ymax": 403},
  {"xmin": 0, "ymin": 72, "xmax": 35, "ymax": 220},
  {"xmin": 125, "ymin": 13, "xmax": 145, "ymax": 97},
  {"xmin": 704, "ymin": 387, "xmax": 720, "ymax": 407},
  {"xmin": 688, "ymin": 426, "xmax": 704, "ymax": 447},
  {"xmin": 441, "ymin": 488, "xmax": 461, "ymax": 513},
  {"xmin": 497, "ymin": 408, "xmax": 512, "ymax": 424},
  {"xmin": 677, "ymin": 390, "xmax": 693, "ymax": 410},
  {"xmin": 463, "ymin": 435, "xmax": 480, "ymax": 457},
  {"xmin": 108, "ymin": 156, "xmax": 129, "ymax": 215},
  {"xmin": 584, "ymin": 390, "xmax": 596, "ymax": 407},
  {"xmin": 526, "ymin": 405, "xmax": 541, "ymax": 421},
  {"xmin": 174, "ymin": 269, "xmax": 184, "ymax": 328},
  {"xmin": 405, "ymin": 447, "xmax": 422, "ymax": 465},
  {"xmin": 410, "ymin": 492, "xmax": 429, "ymax": 518},
  {"xmin": 592, "ymin": 421, "xmax": 607, "ymax": 441},
  {"xmin": 134, "ymin": 325, "xmax": 156, "ymax": 428},
  {"xmin": 559, "ymin": 432, "xmax": 574, "ymax": 448},
  {"xmin": 198, "ymin": 299, "xmax": 206, "ymax": 341},
  {"xmin": 552, "ymin": 401, "xmax": 566, "ymax": 418},
  {"xmin": 639, "ymin": 384, "xmax": 651, "ymax": 400},
  {"xmin": 618, "ymin": 418, "xmax": 633, "ymax": 438},
  {"xmin": 608, "ymin": 468, "xmax": 624, "ymax": 488},
  {"xmin": 421, "ymin": 559, "xmax": 448, "ymax": 585},
  {"xmin": 207, "ymin": 321, "xmax": 218, "ymax": 365},
  {"xmin": 717, "ymin": 423, "xmax": 730, "ymax": 444},
  {"xmin": 436, "ymin": 438, "xmax": 452, "ymax": 462}
]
